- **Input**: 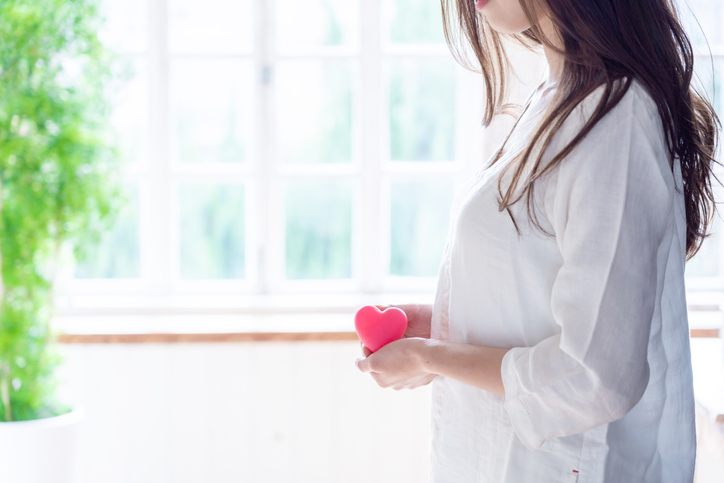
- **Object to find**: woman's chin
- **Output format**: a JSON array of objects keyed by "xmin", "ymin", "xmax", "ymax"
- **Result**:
[
  {"xmin": 476, "ymin": 0, "xmax": 532, "ymax": 34},
  {"xmin": 483, "ymin": 13, "xmax": 532, "ymax": 34}
]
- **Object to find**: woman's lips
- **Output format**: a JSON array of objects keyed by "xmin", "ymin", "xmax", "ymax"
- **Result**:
[{"xmin": 475, "ymin": 0, "xmax": 488, "ymax": 9}]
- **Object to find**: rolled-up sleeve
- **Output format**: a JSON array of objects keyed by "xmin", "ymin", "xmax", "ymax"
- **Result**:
[{"xmin": 501, "ymin": 86, "xmax": 674, "ymax": 449}]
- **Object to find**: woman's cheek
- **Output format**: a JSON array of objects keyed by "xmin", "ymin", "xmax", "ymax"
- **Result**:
[{"xmin": 479, "ymin": 0, "xmax": 532, "ymax": 35}]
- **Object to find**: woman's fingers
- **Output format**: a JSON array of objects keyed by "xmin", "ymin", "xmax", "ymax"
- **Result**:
[
  {"xmin": 355, "ymin": 356, "xmax": 370, "ymax": 373},
  {"xmin": 361, "ymin": 369, "xmax": 435, "ymax": 390},
  {"xmin": 359, "ymin": 341, "xmax": 373, "ymax": 357}
]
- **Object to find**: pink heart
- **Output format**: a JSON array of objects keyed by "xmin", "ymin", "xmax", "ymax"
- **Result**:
[{"xmin": 354, "ymin": 306, "xmax": 408, "ymax": 352}]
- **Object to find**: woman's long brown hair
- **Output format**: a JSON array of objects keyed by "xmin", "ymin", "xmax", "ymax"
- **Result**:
[{"xmin": 441, "ymin": 0, "xmax": 721, "ymax": 259}]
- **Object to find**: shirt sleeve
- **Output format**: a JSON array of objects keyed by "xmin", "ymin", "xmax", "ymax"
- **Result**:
[{"xmin": 500, "ymin": 84, "xmax": 675, "ymax": 449}]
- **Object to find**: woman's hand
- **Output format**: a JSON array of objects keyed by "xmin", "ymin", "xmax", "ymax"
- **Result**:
[
  {"xmin": 377, "ymin": 303, "xmax": 432, "ymax": 339},
  {"xmin": 357, "ymin": 304, "xmax": 435, "ymax": 389},
  {"xmin": 358, "ymin": 303, "xmax": 432, "ymax": 356},
  {"xmin": 355, "ymin": 337, "xmax": 436, "ymax": 390}
]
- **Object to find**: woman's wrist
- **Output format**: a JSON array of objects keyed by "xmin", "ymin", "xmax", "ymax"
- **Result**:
[
  {"xmin": 415, "ymin": 337, "xmax": 442, "ymax": 375},
  {"xmin": 412, "ymin": 338, "xmax": 510, "ymax": 395}
]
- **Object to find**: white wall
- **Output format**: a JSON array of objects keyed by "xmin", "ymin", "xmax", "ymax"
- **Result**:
[
  {"xmin": 59, "ymin": 341, "xmax": 431, "ymax": 483},
  {"xmin": 59, "ymin": 336, "xmax": 724, "ymax": 482}
]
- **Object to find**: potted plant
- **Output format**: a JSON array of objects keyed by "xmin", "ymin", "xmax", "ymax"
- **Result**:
[{"xmin": 0, "ymin": 1, "xmax": 120, "ymax": 481}]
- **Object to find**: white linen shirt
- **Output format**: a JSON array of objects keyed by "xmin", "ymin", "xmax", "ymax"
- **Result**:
[{"xmin": 429, "ymin": 79, "xmax": 696, "ymax": 483}]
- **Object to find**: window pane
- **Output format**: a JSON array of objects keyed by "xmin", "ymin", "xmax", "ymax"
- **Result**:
[
  {"xmin": 687, "ymin": 53, "xmax": 723, "ymax": 279},
  {"xmin": 99, "ymin": 0, "xmax": 148, "ymax": 54},
  {"xmin": 384, "ymin": 0, "xmax": 445, "ymax": 44},
  {"xmin": 168, "ymin": 0, "xmax": 253, "ymax": 54},
  {"xmin": 110, "ymin": 59, "xmax": 148, "ymax": 166},
  {"xmin": 686, "ymin": 216, "xmax": 722, "ymax": 278},
  {"xmin": 179, "ymin": 184, "xmax": 245, "ymax": 279},
  {"xmin": 276, "ymin": 0, "xmax": 358, "ymax": 52},
  {"xmin": 388, "ymin": 59, "xmax": 456, "ymax": 162},
  {"xmin": 276, "ymin": 61, "xmax": 355, "ymax": 164},
  {"xmin": 75, "ymin": 184, "xmax": 141, "ymax": 279},
  {"xmin": 390, "ymin": 180, "xmax": 453, "ymax": 277},
  {"xmin": 170, "ymin": 59, "xmax": 252, "ymax": 164},
  {"xmin": 694, "ymin": 57, "xmax": 724, "ymax": 115},
  {"xmin": 680, "ymin": 0, "xmax": 724, "ymax": 48},
  {"xmin": 285, "ymin": 181, "xmax": 352, "ymax": 279}
]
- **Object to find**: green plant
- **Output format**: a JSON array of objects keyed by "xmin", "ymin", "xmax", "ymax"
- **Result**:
[{"xmin": 0, "ymin": 0, "xmax": 121, "ymax": 421}]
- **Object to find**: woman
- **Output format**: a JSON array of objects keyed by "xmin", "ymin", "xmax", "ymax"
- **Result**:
[{"xmin": 355, "ymin": 0, "xmax": 720, "ymax": 481}]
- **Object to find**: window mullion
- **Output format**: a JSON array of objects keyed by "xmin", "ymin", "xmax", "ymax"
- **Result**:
[
  {"xmin": 146, "ymin": 0, "xmax": 172, "ymax": 298},
  {"xmin": 256, "ymin": 0, "xmax": 274, "ymax": 294},
  {"xmin": 360, "ymin": 0, "xmax": 383, "ymax": 293}
]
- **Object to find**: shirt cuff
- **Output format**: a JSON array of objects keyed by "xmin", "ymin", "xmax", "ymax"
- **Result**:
[{"xmin": 501, "ymin": 347, "xmax": 546, "ymax": 449}]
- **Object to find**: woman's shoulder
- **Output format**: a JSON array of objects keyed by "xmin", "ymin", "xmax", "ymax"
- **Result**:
[
  {"xmin": 559, "ymin": 77, "xmax": 661, "ymax": 140},
  {"xmin": 542, "ymin": 77, "xmax": 667, "ymax": 172},
  {"xmin": 627, "ymin": 79, "xmax": 660, "ymax": 118},
  {"xmin": 541, "ymin": 77, "xmax": 672, "ymax": 209}
]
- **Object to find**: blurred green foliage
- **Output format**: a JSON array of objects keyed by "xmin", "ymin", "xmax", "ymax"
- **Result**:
[
  {"xmin": 299, "ymin": 62, "xmax": 353, "ymax": 164},
  {"xmin": 173, "ymin": 60, "xmax": 249, "ymax": 164},
  {"xmin": 176, "ymin": 103, "xmax": 248, "ymax": 164},
  {"xmin": 286, "ymin": 181, "xmax": 352, "ymax": 279},
  {"xmin": 388, "ymin": 0, "xmax": 446, "ymax": 44},
  {"xmin": 390, "ymin": 180, "xmax": 453, "ymax": 277},
  {"xmin": 180, "ymin": 183, "xmax": 246, "ymax": 279},
  {"xmin": 74, "ymin": 183, "xmax": 139, "ymax": 278},
  {"xmin": 322, "ymin": 1, "xmax": 344, "ymax": 45},
  {"xmin": 389, "ymin": 59, "xmax": 456, "ymax": 162},
  {"xmin": 278, "ymin": 61, "xmax": 353, "ymax": 164},
  {"xmin": 0, "ymin": 0, "xmax": 120, "ymax": 421}
]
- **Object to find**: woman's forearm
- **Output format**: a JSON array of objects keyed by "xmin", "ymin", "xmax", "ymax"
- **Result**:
[{"xmin": 418, "ymin": 339, "xmax": 511, "ymax": 396}]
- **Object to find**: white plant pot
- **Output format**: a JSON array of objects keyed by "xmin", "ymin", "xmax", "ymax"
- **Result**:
[{"xmin": 0, "ymin": 408, "xmax": 84, "ymax": 483}]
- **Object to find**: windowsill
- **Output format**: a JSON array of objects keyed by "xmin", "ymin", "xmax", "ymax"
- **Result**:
[
  {"xmin": 51, "ymin": 293, "xmax": 723, "ymax": 344},
  {"xmin": 691, "ymin": 338, "xmax": 724, "ymax": 420},
  {"xmin": 53, "ymin": 312, "xmax": 358, "ymax": 337},
  {"xmin": 51, "ymin": 292, "xmax": 436, "ymax": 343}
]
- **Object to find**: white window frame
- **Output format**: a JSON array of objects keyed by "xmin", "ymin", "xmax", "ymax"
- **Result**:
[
  {"xmin": 686, "ymin": 48, "xmax": 724, "ymax": 298},
  {"xmin": 54, "ymin": 0, "xmax": 487, "ymax": 313},
  {"xmin": 54, "ymin": 0, "xmax": 723, "ymax": 314}
]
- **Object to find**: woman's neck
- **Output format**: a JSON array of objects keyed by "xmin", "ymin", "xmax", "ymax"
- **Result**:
[{"xmin": 538, "ymin": 15, "xmax": 565, "ymax": 84}]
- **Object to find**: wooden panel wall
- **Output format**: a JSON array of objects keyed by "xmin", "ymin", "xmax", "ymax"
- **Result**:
[{"xmin": 58, "ymin": 342, "xmax": 431, "ymax": 483}]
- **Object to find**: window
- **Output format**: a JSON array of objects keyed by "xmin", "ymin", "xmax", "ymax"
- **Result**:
[
  {"xmin": 60, "ymin": 0, "xmax": 485, "ymax": 310},
  {"xmin": 679, "ymin": 0, "xmax": 724, "ymax": 297},
  {"xmin": 60, "ymin": 0, "xmax": 724, "ymax": 311}
]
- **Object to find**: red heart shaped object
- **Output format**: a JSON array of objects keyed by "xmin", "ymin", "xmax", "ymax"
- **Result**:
[{"xmin": 354, "ymin": 305, "xmax": 408, "ymax": 352}]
